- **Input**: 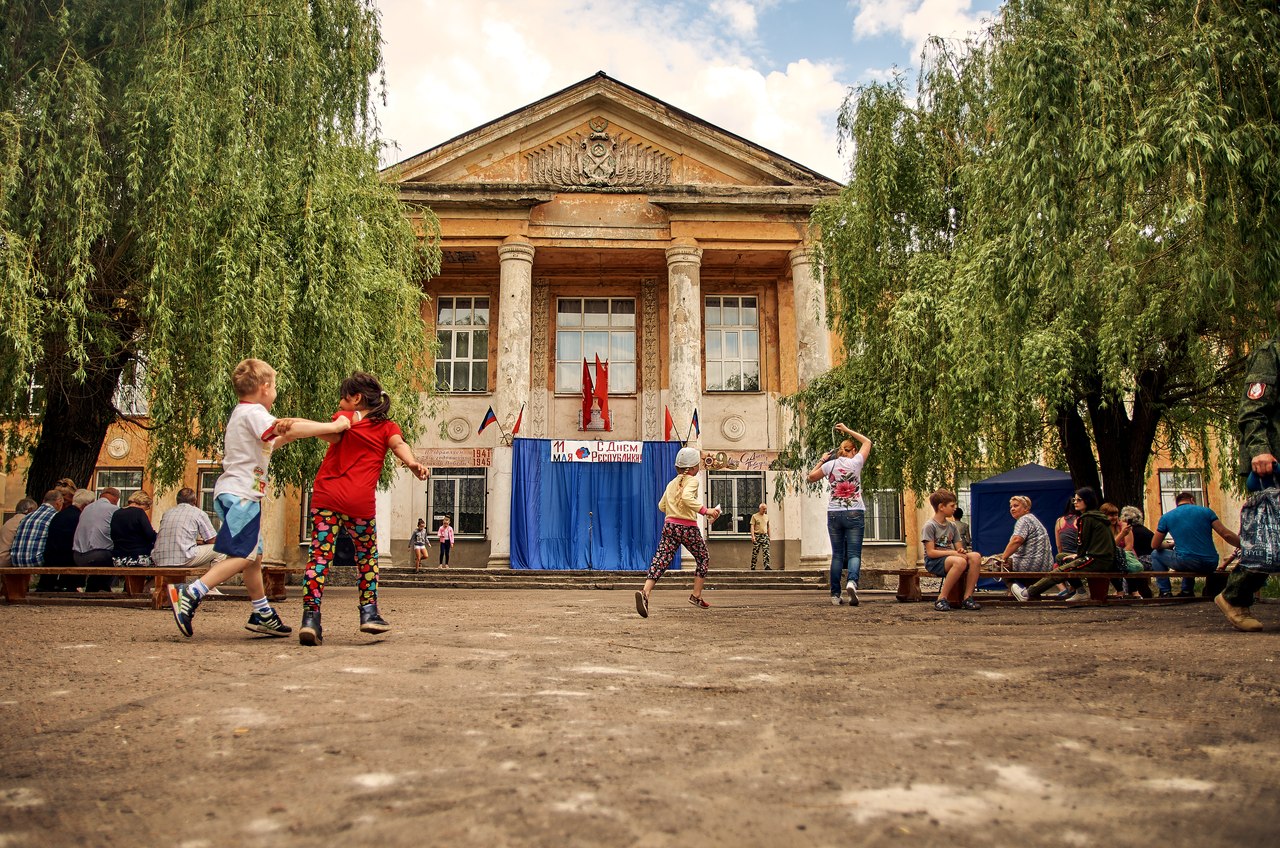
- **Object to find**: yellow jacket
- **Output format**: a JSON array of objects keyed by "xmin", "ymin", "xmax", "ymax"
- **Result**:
[{"xmin": 658, "ymin": 473, "xmax": 704, "ymax": 522}]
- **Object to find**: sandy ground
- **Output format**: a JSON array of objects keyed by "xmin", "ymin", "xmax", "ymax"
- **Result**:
[{"xmin": 1, "ymin": 586, "xmax": 1279, "ymax": 848}]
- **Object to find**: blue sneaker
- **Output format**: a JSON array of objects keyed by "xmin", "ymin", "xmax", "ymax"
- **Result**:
[
  {"xmin": 169, "ymin": 583, "xmax": 199, "ymax": 637},
  {"xmin": 245, "ymin": 610, "xmax": 292, "ymax": 637}
]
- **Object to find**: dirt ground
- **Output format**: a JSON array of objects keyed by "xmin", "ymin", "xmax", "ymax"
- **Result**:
[{"xmin": 2, "ymin": 586, "xmax": 1279, "ymax": 848}]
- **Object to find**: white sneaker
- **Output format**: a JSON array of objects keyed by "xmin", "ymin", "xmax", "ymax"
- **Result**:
[
  {"xmin": 1066, "ymin": 589, "xmax": 1090, "ymax": 602},
  {"xmin": 845, "ymin": 582, "xmax": 859, "ymax": 606},
  {"xmin": 831, "ymin": 595, "xmax": 842, "ymax": 606},
  {"xmin": 1010, "ymin": 583, "xmax": 1029, "ymax": 602}
]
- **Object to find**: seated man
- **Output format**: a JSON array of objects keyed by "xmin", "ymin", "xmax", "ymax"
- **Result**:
[
  {"xmin": 152, "ymin": 487, "xmax": 224, "ymax": 571},
  {"xmin": 1151, "ymin": 492, "xmax": 1241, "ymax": 598},
  {"xmin": 42, "ymin": 489, "xmax": 95, "ymax": 591},
  {"xmin": 72, "ymin": 487, "xmax": 120, "ymax": 592},
  {"xmin": 0, "ymin": 498, "xmax": 38, "ymax": 567},
  {"xmin": 9, "ymin": 489, "xmax": 63, "ymax": 568}
]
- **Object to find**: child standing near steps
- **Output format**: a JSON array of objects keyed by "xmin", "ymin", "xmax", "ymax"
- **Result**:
[
  {"xmin": 170, "ymin": 359, "xmax": 349, "ymax": 638},
  {"xmin": 297, "ymin": 371, "xmax": 429, "ymax": 646},
  {"xmin": 634, "ymin": 446, "xmax": 722, "ymax": 618},
  {"xmin": 410, "ymin": 518, "xmax": 430, "ymax": 572}
]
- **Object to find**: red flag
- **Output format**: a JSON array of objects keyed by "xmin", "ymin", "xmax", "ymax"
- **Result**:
[
  {"xmin": 512, "ymin": 403, "xmax": 524, "ymax": 435},
  {"xmin": 594, "ymin": 354, "xmax": 611, "ymax": 431},
  {"xmin": 581, "ymin": 358, "xmax": 594, "ymax": 428},
  {"xmin": 664, "ymin": 406, "xmax": 675, "ymax": 441}
]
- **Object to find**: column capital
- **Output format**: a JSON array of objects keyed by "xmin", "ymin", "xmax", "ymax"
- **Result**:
[
  {"xmin": 666, "ymin": 238, "xmax": 703, "ymax": 266},
  {"xmin": 498, "ymin": 236, "xmax": 535, "ymax": 264},
  {"xmin": 788, "ymin": 245, "xmax": 814, "ymax": 269}
]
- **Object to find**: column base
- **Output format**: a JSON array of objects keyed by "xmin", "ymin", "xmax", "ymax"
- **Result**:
[
  {"xmin": 799, "ymin": 555, "xmax": 830, "ymax": 569},
  {"xmin": 485, "ymin": 555, "xmax": 512, "ymax": 570}
]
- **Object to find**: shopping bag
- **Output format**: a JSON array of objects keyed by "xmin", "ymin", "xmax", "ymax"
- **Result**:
[{"xmin": 1238, "ymin": 486, "xmax": 1280, "ymax": 573}]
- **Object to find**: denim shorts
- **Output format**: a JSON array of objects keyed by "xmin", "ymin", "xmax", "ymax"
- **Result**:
[{"xmin": 924, "ymin": 556, "xmax": 949, "ymax": 577}]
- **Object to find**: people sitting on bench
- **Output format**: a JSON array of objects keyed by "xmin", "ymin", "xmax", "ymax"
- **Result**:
[{"xmin": 1011, "ymin": 487, "xmax": 1120, "ymax": 602}]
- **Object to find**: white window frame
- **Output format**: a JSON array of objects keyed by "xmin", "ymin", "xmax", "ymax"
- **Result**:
[
  {"xmin": 197, "ymin": 468, "xmax": 221, "ymax": 528},
  {"xmin": 864, "ymin": 489, "xmax": 904, "ymax": 543},
  {"xmin": 429, "ymin": 468, "xmax": 488, "ymax": 538},
  {"xmin": 704, "ymin": 295, "xmax": 761, "ymax": 392},
  {"xmin": 434, "ymin": 296, "xmax": 490, "ymax": 393},
  {"xmin": 1158, "ymin": 469, "xmax": 1205, "ymax": 514},
  {"xmin": 707, "ymin": 471, "xmax": 766, "ymax": 538},
  {"xmin": 554, "ymin": 298, "xmax": 636, "ymax": 394},
  {"xmin": 94, "ymin": 468, "xmax": 144, "ymax": 504}
]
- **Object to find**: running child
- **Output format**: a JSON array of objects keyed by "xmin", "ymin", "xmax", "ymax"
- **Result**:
[
  {"xmin": 410, "ymin": 518, "xmax": 430, "ymax": 572},
  {"xmin": 634, "ymin": 446, "xmax": 722, "ymax": 617},
  {"xmin": 170, "ymin": 358, "xmax": 349, "ymax": 638},
  {"xmin": 297, "ymin": 371, "xmax": 429, "ymax": 646}
]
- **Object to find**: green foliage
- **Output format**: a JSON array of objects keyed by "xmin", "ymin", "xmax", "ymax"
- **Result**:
[
  {"xmin": 785, "ymin": 0, "xmax": 1280, "ymax": 503},
  {"xmin": 0, "ymin": 0, "xmax": 440, "ymax": 491}
]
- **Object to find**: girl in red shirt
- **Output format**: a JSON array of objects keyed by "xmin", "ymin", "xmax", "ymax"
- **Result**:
[{"xmin": 298, "ymin": 372, "xmax": 429, "ymax": 646}]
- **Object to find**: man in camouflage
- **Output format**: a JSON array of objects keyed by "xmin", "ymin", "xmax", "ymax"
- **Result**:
[{"xmin": 1216, "ymin": 306, "xmax": 1280, "ymax": 632}]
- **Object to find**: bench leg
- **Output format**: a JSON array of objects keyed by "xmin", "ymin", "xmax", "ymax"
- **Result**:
[
  {"xmin": 264, "ymin": 571, "xmax": 287, "ymax": 602},
  {"xmin": 2, "ymin": 573, "xmax": 30, "ymax": 603},
  {"xmin": 896, "ymin": 572, "xmax": 922, "ymax": 602},
  {"xmin": 124, "ymin": 575, "xmax": 148, "ymax": 596},
  {"xmin": 151, "ymin": 575, "xmax": 169, "ymax": 610},
  {"xmin": 1087, "ymin": 577, "xmax": 1110, "ymax": 602}
]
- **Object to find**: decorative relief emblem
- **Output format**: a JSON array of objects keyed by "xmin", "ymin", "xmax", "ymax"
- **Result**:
[
  {"xmin": 527, "ymin": 117, "xmax": 672, "ymax": 188},
  {"xmin": 445, "ymin": 417, "xmax": 471, "ymax": 442}
]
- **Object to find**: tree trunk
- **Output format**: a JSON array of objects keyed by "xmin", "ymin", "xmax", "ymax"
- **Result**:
[
  {"xmin": 1056, "ymin": 402, "xmax": 1101, "ymax": 494},
  {"xmin": 25, "ymin": 358, "xmax": 130, "ymax": 500}
]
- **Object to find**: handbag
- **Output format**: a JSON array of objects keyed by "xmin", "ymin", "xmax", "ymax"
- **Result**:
[
  {"xmin": 1122, "ymin": 550, "xmax": 1143, "ymax": 574},
  {"xmin": 1238, "ymin": 484, "xmax": 1280, "ymax": 574}
]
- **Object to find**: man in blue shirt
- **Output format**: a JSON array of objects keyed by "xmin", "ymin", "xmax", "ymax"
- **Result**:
[
  {"xmin": 1151, "ymin": 492, "xmax": 1241, "ymax": 597},
  {"xmin": 9, "ymin": 489, "xmax": 63, "ymax": 567}
]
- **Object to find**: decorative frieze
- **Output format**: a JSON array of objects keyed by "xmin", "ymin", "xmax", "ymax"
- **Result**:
[
  {"xmin": 527, "ymin": 117, "xmax": 672, "ymax": 188},
  {"xmin": 641, "ymin": 277, "xmax": 659, "ymax": 439}
]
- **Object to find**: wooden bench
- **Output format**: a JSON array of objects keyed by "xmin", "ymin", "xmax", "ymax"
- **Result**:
[
  {"xmin": 0, "ymin": 564, "xmax": 303, "ymax": 609},
  {"xmin": 862, "ymin": 567, "xmax": 1219, "ymax": 605}
]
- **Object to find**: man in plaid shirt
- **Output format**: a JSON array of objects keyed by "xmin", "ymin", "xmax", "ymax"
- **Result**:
[
  {"xmin": 9, "ymin": 489, "xmax": 63, "ymax": 567},
  {"xmin": 152, "ymin": 487, "xmax": 223, "ymax": 569}
]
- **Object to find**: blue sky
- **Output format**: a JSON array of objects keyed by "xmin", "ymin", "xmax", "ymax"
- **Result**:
[{"xmin": 375, "ymin": 1, "xmax": 999, "ymax": 181}]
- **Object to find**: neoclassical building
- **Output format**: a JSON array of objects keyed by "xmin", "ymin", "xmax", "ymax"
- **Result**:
[{"xmin": 377, "ymin": 72, "xmax": 894, "ymax": 570}]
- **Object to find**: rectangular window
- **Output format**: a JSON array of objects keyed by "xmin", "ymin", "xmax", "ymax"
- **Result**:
[
  {"xmin": 864, "ymin": 489, "xmax": 904, "ymax": 542},
  {"xmin": 113, "ymin": 358, "xmax": 149, "ymax": 417},
  {"xmin": 434, "ymin": 296, "xmax": 490, "ymax": 393},
  {"xmin": 94, "ymin": 468, "xmax": 144, "ymax": 504},
  {"xmin": 707, "ymin": 472, "xmax": 765, "ymax": 537},
  {"xmin": 1158, "ymin": 469, "xmax": 1205, "ymax": 514},
  {"xmin": 705, "ymin": 295, "xmax": 760, "ymax": 392},
  {"xmin": 198, "ymin": 469, "xmax": 221, "ymax": 528},
  {"xmin": 554, "ymin": 298, "xmax": 636, "ymax": 393},
  {"xmin": 430, "ymin": 468, "xmax": 488, "ymax": 537}
]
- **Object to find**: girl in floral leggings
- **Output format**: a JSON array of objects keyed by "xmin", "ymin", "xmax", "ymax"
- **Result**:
[
  {"xmin": 298, "ymin": 372, "xmax": 429, "ymax": 646},
  {"xmin": 634, "ymin": 447, "xmax": 722, "ymax": 618}
]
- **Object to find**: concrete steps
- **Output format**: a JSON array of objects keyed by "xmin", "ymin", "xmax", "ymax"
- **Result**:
[{"xmin": 377, "ymin": 567, "xmax": 828, "ymax": 591}]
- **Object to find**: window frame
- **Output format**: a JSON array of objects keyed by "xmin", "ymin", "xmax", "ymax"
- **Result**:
[
  {"xmin": 863, "ymin": 488, "xmax": 905, "ymax": 543},
  {"xmin": 704, "ymin": 294, "xmax": 761, "ymax": 393},
  {"xmin": 93, "ymin": 468, "xmax": 144, "ymax": 504},
  {"xmin": 1158, "ymin": 468, "xmax": 1205, "ymax": 515},
  {"xmin": 706, "ymin": 471, "xmax": 766, "ymax": 538},
  {"xmin": 553, "ymin": 297, "xmax": 637, "ymax": 394},
  {"xmin": 434, "ymin": 295, "xmax": 491, "ymax": 394},
  {"xmin": 429, "ymin": 467, "xmax": 488, "ymax": 538},
  {"xmin": 197, "ymin": 468, "xmax": 221, "ymax": 528}
]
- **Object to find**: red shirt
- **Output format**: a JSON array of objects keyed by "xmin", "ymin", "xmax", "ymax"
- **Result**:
[{"xmin": 310, "ymin": 411, "xmax": 403, "ymax": 519}]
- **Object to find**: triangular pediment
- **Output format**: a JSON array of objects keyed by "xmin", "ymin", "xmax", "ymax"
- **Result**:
[{"xmin": 386, "ymin": 72, "xmax": 838, "ymax": 191}]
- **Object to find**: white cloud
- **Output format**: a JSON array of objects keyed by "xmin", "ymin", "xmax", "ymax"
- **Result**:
[
  {"xmin": 851, "ymin": 0, "xmax": 990, "ymax": 54},
  {"xmin": 374, "ymin": 0, "xmax": 848, "ymax": 180}
]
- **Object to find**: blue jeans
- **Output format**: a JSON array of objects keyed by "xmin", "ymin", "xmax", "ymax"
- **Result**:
[
  {"xmin": 827, "ymin": 509, "xmax": 865, "ymax": 596},
  {"xmin": 1150, "ymin": 548, "xmax": 1217, "ymax": 594}
]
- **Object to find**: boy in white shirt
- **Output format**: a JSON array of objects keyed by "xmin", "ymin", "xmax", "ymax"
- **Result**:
[{"xmin": 170, "ymin": 359, "xmax": 349, "ymax": 638}]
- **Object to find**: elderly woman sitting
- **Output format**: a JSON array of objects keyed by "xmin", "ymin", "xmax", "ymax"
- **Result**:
[
  {"xmin": 992, "ymin": 496, "xmax": 1052, "ymax": 587},
  {"xmin": 110, "ymin": 490, "xmax": 157, "ymax": 568}
]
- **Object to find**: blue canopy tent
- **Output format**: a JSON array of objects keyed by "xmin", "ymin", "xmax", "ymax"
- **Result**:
[
  {"xmin": 510, "ymin": 438, "xmax": 682, "ymax": 570},
  {"xmin": 970, "ymin": 463, "xmax": 1074, "ymax": 558}
]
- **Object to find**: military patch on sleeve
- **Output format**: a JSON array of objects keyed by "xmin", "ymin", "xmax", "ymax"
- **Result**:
[{"xmin": 1248, "ymin": 382, "xmax": 1268, "ymax": 400}]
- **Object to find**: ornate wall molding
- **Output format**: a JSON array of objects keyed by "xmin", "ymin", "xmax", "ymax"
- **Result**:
[
  {"xmin": 527, "ymin": 117, "xmax": 672, "ymax": 188},
  {"xmin": 530, "ymin": 278, "xmax": 550, "ymax": 437},
  {"xmin": 641, "ymin": 277, "xmax": 660, "ymax": 439}
]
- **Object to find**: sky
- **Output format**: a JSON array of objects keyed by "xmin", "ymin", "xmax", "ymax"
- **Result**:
[{"xmin": 373, "ymin": 1, "xmax": 999, "ymax": 182}]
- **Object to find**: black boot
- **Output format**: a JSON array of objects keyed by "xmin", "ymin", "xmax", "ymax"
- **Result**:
[
  {"xmin": 299, "ymin": 609, "xmax": 323, "ymax": 646},
  {"xmin": 359, "ymin": 603, "xmax": 391, "ymax": 634}
]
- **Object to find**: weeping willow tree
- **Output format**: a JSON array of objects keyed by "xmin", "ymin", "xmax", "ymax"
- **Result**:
[
  {"xmin": 0, "ymin": 0, "xmax": 439, "ymax": 498},
  {"xmin": 786, "ymin": 0, "xmax": 1280, "ymax": 506}
]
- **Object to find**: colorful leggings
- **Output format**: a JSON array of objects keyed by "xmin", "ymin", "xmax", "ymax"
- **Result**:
[
  {"xmin": 305, "ymin": 508, "xmax": 378, "ymax": 611},
  {"xmin": 646, "ymin": 522, "xmax": 709, "ymax": 581}
]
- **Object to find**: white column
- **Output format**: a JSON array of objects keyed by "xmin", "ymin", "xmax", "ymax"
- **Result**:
[
  {"xmin": 666, "ymin": 238, "xmax": 703, "ymax": 449},
  {"xmin": 487, "ymin": 236, "xmax": 534, "ymax": 569},
  {"xmin": 790, "ymin": 246, "xmax": 833, "ymax": 566}
]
